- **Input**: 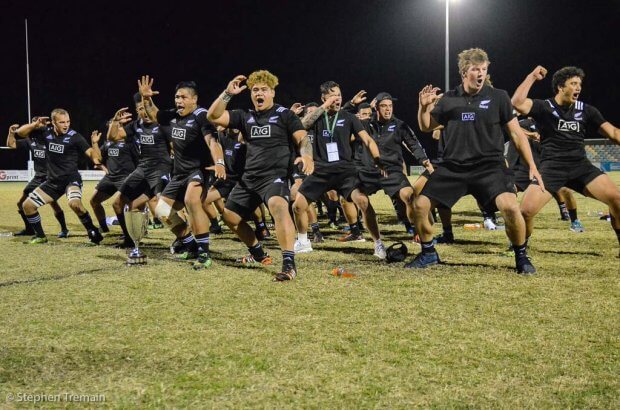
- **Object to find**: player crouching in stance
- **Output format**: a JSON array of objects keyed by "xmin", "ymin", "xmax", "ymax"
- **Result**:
[
  {"xmin": 207, "ymin": 70, "xmax": 313, "ymax": 281},
  {"xmin": 513, "ymin": 65, "xmax": 620, "ymax": 257},
  {"xmin": 411, "ymin": 48, "xmax": 543, "ymax": 274},
  {"xmin": 138, "ymin": 76, "xmax": 226, "ymax": 270},
  {"xmin": 16, "ymin": 110, "xmax": 104, "ymax": 244}
]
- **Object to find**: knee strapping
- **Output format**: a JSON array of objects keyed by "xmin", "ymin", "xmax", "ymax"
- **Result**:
[
  {"xmin": 27, "ymin": 191, "xmax": 47, "ymax": 208},
  {"xmin": 67, "ymin": 189, "xmax": 83, "ymax": 203},
  {"xmin": 155, "ymin": 200, "xmax": 185, "ymax": 229}
]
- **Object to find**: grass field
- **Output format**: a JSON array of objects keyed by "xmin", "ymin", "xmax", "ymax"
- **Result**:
[{"xmin": 0, "ymin": 175, "xmax": 618, "ymax": 408}]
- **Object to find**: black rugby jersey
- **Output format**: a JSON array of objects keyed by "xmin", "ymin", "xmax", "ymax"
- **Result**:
[
  {"xmin": 37, "ymin": 128, "xmax": 90, "ymax": 179},
  {"xmin": 431, "ymin": 84, "xmax": 514, "ymax": 168},
  {"xmin": 101, "ymin": 139, "xmax": 140, "ymax": 180},
  {"xmin": 311, "ymin": 109, "xmax": 366, "ymax": 173},
  {"xmin": 17, "ymin": 132, "xmax": 48, "ymax": 175},
  {"xmin": 124, "ymin": 119, "xmax": 171, "ymax": 168},
  {"xmin": 228, "ymin": 104, "xmax": 303, "ymax": 180},
  {"xmin": 157, "ymin": 107, "xmax": 216, "ymax": 175},
  {"xmin": 219, "ymin": 130, "xmax": 246, "ymax": 180},
  {"xmin": 529, "ymin": 99, "xmax": 606, "ymax": 162}
]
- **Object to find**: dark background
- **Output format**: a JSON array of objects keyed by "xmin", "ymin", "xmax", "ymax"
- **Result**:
[{"xmin": 1, "ymin": 0, "xmax": 618, "ymax": 169}]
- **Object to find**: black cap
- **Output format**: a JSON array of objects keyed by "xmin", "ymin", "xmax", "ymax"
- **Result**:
[{"xmin": 375, "ymin": 92, "xmax": 397, "ymax": 103}]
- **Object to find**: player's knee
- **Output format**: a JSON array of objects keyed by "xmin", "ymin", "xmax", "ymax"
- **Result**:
[
  {"xmin": 414, "ymin": 195, "xmax": 430, "ymax": 212},
  {"xmin": 25, "ymin": 191, "xmax": 46, "ymax": 213},
  {"xmin": 154, "ymin": 200, "xmax": 173, "ymax": 221},
  {"xmin": 292, "ymin": 197, "xmax": 308, "ymax": 214},
  {"xmin": 68, "ymin": 199, "xmax": 83, "ymax": 213}
]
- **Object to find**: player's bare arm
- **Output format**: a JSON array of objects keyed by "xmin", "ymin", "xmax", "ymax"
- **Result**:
[
  {"xmin": 417, "ymin": 85, "xmax": 442, "ymax": 132},
  {"xmin": 6, "ymin": 124, "xmax": 19, "ymax": 148},
  {"xmin": 15, "ymin": 117, "xmax": 49, "ymax": 137},
  {"xmin": 107, "ymin": 107, "xmax": 132, "ymax": 141},
  {"xmin": 207, "ymin": 75, "xmax": 247, "ymax": 128},
  {"xmin": 205, "ymin": 133, "xmax": 226, "ymax": 180},
  {"xmin": 292, "ymin": 129, "xmax": 314, "ymax": 175},
  {"xmin": 512, "ymin": 65, "xmax": 547, "ymax": 115},
  {"xmin": 301, "ymin": 95, "xmax": 338, "ymax": 129},
  {"xmin": 507, "ymin": 118, "xmax": 545, "ymax": 191},
  {"xmin": 138, "ymin": 75, "xmax": 160, "ymax": 123}
]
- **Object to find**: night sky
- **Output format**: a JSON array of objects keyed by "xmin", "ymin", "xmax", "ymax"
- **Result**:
[{"xmin": 2, "ymin": 0, "xmax": 618, "ymax": 166}]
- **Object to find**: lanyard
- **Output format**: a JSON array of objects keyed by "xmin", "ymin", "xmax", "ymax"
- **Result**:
[{"xmin": 323, "ymin": 111, "xmax": 339, "ymax": 142}]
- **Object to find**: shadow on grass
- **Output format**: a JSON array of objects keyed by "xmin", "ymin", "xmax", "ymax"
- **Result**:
[
  {"xmin": 536, "ymin": 249, "xmax": 603, "ymax": 257},
  {"xmin": 0, "ymin": 268, "xmax": 108, "ymax": 288}
]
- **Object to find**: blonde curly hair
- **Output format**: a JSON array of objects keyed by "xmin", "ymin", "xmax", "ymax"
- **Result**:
[
  {"xmin": 247, "ymin": 70, "xmax": 279, "ymax": 89},
  {"xmin": 457, "ymin": 48, "xmax": 490, "ymax": 76}
]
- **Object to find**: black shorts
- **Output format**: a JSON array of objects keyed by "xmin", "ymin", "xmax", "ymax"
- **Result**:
[
  {"xmin": 513, "ymin": 168, "xmax": 531, "ymax": 193},
  {"xmin": 225, "ymin": 174, "xmax": 290, "ymax": 220},
  {"xmin": 120, "ymin": 166, "xmax": 171, "ymax": 201},
  {"xmin": 95, "ymin": 175, "xmax": 126, "ymax": 196},
  {"xmin": 298, "ymin": 168, "xmax": 359, "ymax": 203},
  {"xmin": 212, "ymin": 177, "xmax": 238, "ymax": 199},
  {"xmin": 538, "ymin": 158, "xmax": 603, "ymax": 194},
  {"xmin": 161, "ymin": 169, "xmax": 209, "ymax": 203},
  {"xmin": 23, "ymin": 174, "xmax": 47, "ymax": 195},
  {"xmin": 38, "ymin": 174, "xmax": 83, "ymax": 201},
  {"xmin": 358, "ymin": 167, "xmax": 412, "ymax": 198},
  {"xmin": 421, "ymin": 162, "xmax": 515, "ymax": 209}
]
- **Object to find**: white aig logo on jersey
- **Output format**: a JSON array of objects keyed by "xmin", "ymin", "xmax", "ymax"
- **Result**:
[
  {"xmin": 33, "ymin": 150, "xmax": 45, "ymax": 158},
  {"xmin": 250, "ymin": 125, "xmax": 271, "ymax": 138},
  {"xmin": 171, "ymin": 127, "xmax": 186, "ymax": 140},
  {"xmin": 558, "ymin": 119, "xmax": 580, "ymax": 132},
  {"xmin": 109, "ymin": 148, "xmax": 120, "ymax": 156},
  {"xmin": 461, "ymin": 113, "xmax": 476, "ymax": 121},
  {"xmin": 49, "ymin": 143, "xmax": 65, "ymax": 154},
  {"xmin": 141, "ymin": 134, "xmax": 155, "ymax": 144}
]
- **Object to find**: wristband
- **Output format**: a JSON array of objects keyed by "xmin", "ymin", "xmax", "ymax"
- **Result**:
[
  {"xmin": 215, "ymin": 159, "xmax": 225, "ymax": 166},
  {"xmin": 220, "ymin": 91, "xmax": 233, "ymax": 103}
]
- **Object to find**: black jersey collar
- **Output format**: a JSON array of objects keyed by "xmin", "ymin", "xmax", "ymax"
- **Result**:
[{"xmin": 456, "ymin": 84, "xmax": 490, "ymax": 98}]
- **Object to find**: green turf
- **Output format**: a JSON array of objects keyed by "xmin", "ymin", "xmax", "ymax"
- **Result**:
[{"xmin": 0, "ymin": 175, "xmax": 618, "ymax": 407}]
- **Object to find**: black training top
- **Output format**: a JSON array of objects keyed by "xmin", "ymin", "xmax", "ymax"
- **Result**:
[
  {"xmin": 101, "ymin": 139, "xmax": 140, "ymax": 180},
  {"xmin": 366, "ymin": 117, "xmax": 427, "ymax": 169},
  {"xmin": 431, "ymin": 84, "xmax": 514, "ymax": 168},
  {"xmin": 529, "ymin": 99, "xmax": 606, "ymax": 162},
  {"xmin": 32, "ymin": 128, "xmax": 90, "ymax": 179},
  {"xmin": 228, "ymin": 104, "xmax": 303, "ymax": 180},
  {"xmin": 310, "ymin": 109, "xmax": 366, "ymax": 173},
  {"xmin": 157, "ymin": 107, "xmax": 216, "ymax": 175},
  {"xmin": 124, "ymin": 119, "xmax": 172, "ymax": 169}
]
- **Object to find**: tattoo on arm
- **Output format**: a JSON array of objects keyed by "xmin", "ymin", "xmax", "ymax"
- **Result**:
[
  {"xmin": 301, "ymin": 106, "xmax": 325, "ymax": 129},
  {"xmin": 299, "ymin": 135, "xmax": 313, "ymax": 157}
]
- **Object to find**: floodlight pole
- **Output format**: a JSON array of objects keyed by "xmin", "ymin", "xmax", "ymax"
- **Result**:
[
  {"xmin": 445, "ymin": 0, "xmax": 450, "ymax": 92},
  {"xmin": 25, "ymin": 19, "xmax": 34, "ymax": 177}
]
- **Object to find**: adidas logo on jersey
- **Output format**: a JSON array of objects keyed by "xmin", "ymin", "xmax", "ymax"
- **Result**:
[
  {"xmin": 558, "ymin": 119, "xmax": 580, "ymax": 132},
  {"xmin": 247, "ymin": 117, "xmax": 256, "ymax": 124},
  {"xmin": 109, "ymin": 148, "xmax": 120, "ymax": 156},
  {"xmin": 251, "ymin": 125, "xmax": 271, "ymax": 138},
  {"xmin": 273, "ymin": 178, "xmax": 283, "ymax": 183},
  {"xmin": 276, "ymin": 107, "xmax": 287, "ymax": 113},
  {"xmin": 49, "ymin": 143, "xmax": 64, "ymax": 154},
  {"xmin": 172, "ymin": 127, "xmax": 186, "ymax": 140}
]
